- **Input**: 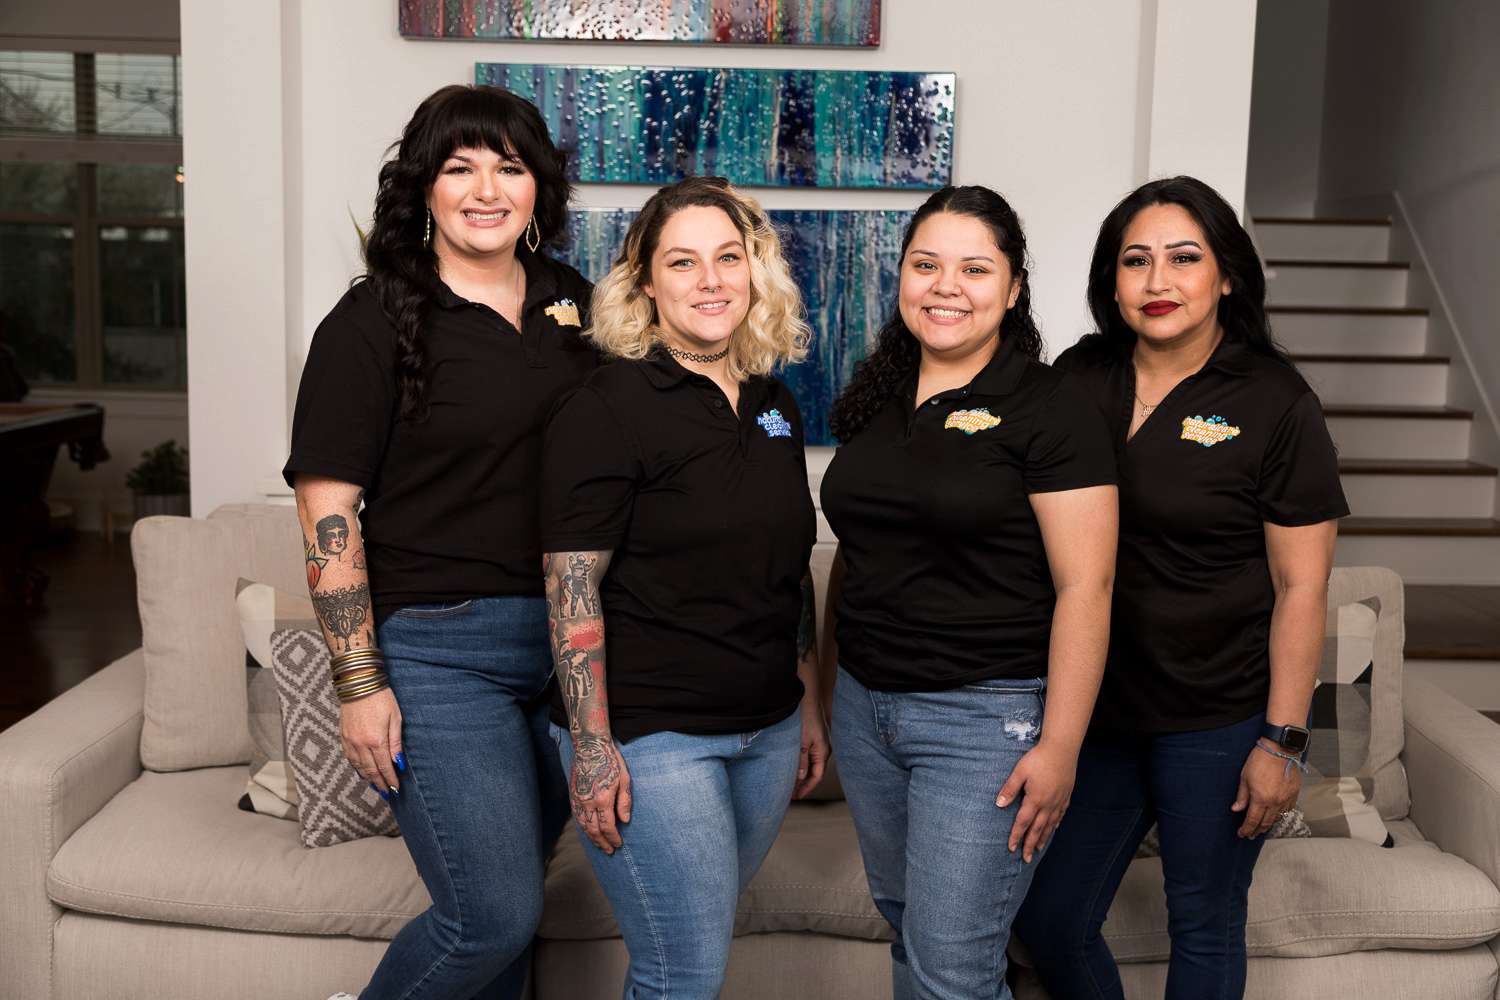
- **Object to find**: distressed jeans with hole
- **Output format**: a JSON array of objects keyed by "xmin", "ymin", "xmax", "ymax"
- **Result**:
[{"xmin": 832, "ymin": 666, "xmax": 1048, "ymax": 1000}]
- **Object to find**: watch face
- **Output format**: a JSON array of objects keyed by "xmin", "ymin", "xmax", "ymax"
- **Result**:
[{"xmin": 1279, "ymin": 726, "xmax": 1310, "ymax": 754}]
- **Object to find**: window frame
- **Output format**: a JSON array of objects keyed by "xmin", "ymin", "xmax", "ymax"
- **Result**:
[{"xmin": 0, "ymin": 41, "xmax": 184, "ymax": 393}]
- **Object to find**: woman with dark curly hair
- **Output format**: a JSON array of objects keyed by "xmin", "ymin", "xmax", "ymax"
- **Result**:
[
  {"xmin": 282, "ymin": 84, "xmax": 598, "ymax": 1000},
  {"xmin": 819, "ymin": 185, "xmax": 1118, "ymax": 999},
  {"xmin": 1013, "ymin": 176, "xmax": 1346, "ymax": 1000}
]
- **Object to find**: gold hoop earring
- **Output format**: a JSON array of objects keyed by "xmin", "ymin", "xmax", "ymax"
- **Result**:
[
  {"xmin": 524, "ymin": 216, "xmax": 540, "ymax": 253},
  {"xmin": 423, "ymin": 210, "xmax": 432, "ymax": 248}
]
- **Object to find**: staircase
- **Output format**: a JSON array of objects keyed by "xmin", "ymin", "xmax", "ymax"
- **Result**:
[{"xmin": 1256, "ymin": 216, "xmax": 1500, "ymax": 586}]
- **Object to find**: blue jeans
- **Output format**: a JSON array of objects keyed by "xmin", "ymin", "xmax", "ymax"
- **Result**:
[
  {"xmin": 361, "ymin": 596, "xmax": 569, "ymax": 1000},
  {"xmin": 1013, "ymin": 712, "xmax": 1268, "ymax": 1000},
  {"xmin": 832, "ymin": 667, "xmax": 1048, "ymax": 1000},
  {"xmin": 553, "ymin": 710, "xmax": 801, "ymax": 1000}
]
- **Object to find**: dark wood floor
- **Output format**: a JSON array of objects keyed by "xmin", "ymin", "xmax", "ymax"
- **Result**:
[
  {"xmin": 0, "ymin": 532, "xmax": 141, "ymax": 733},
  {"xmin": 2, "ymin": 536, "xmax": 1498, "ymax": 733}
]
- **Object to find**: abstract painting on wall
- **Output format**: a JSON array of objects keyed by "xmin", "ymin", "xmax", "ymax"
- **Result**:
[
  {"xmin": 400, "ymin": 0, "xmax": 880, "ymax": 46},
  {"xmin": 562, "ymin": 208, "xmax": 911, "ymax": 445},
  {"xmin": 476, "ymin": 63, "xmax": 954, "ymax": 189}
]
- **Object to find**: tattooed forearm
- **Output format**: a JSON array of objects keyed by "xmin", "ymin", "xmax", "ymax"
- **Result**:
[
  {"xmin": 312, "ymin": 583, "xmax": 370, "ymax": 651},
  {"xmin": 797, "ymin": 569, "xmax": 816, "ymax": 660},
  {"xmin": 545, "ymin": 550, "xmax": 614, "ymax": 738}
]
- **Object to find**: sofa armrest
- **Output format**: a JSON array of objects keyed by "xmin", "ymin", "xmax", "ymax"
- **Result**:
[
  {"xmin": 0, "ymin": 649, "xmax": 146, "ymax": 1000},
  {"xmin": 1403, "ymin": 676, "xmax": 1500, "ymax": 888}
]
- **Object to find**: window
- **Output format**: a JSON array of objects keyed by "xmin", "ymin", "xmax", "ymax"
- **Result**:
[{"xmin": 0, "ymin": 49, "xmax": 184, "ymax": 391}]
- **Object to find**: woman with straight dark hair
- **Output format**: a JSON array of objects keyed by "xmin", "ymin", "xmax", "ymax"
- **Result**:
[
  {"xmin": 285, "ymin": 84, "xmax": 599, "ymax": 1000},
  {"xmin": 1014, "ymin": 176, "xmax": 1348, "ymax": 1000},
  {"xmin": 820, "ymin": 185, "xmax": 1118, "ymax": 999}
]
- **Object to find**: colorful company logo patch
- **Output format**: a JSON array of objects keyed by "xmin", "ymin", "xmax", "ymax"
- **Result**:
[
  {"xmin": 944, "ymin": 408, "xmax": 1003, "ymax": 435},
  {"xmin": 757, "ymin": 409, "xmax": 792, "ymax": 438},
  {"xmin": 544, "ymin": 298, "xmax": 581, "ymax": 327},
  {"xmin": 1180, "ymin": 414, "xmax": 1241, "ymax": 447}
]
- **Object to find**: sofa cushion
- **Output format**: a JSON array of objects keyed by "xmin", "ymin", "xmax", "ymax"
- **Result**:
[
  {"xmin": 47, "ymin": 767, "xmax": 428, "ymax": 938},
  {"xmin": 1103, "ymin": 817, "xmax": 1500, "ymax": 960},
  {"xmin": 235, "ymin": 579, "xmax": 315, "ymax": 821},
  {"xmin": 134, "ymin": 505, "xmax": 305, "ymax": 770},
  {"xmin": 539, "ymin": 799, "xmax": 890, "ymax": 942}
]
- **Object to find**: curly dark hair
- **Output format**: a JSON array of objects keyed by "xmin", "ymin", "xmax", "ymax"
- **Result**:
[
  {"xmin": 828, "ymin": 185, "xmax": 1043, "ymax": 443},
  {"xmin": 361, "ymin": 84, "xmax": 573, "ymax": 420},
  {"xmin": 1080, "ymin": 175, "xmax": 1290, "ymax": 366}
]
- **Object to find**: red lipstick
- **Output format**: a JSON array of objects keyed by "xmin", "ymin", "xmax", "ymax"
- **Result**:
[{"xmin": 1142, "ymin": 300, "xmax": 1180, "ymax": 316}]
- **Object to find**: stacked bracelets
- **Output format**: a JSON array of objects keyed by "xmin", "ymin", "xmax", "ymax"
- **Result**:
[
  {"xmin": 331, "ymin": 647, "xmax": 390, "ymax": 702},
  {"xmin": 1253, "ymin": 739, "xmax": 1309, "ymax": 776}
]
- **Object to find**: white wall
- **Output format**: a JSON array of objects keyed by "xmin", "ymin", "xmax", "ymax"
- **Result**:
[
  {"xmin": 1245, "ymin": 0, "xmax": 1329, "ymax": 216},
  {"xmin": 1317, "ymin": 0, "xmax": 1500, "ymax": 448},
  {"xmin": 183, "ymin": 0, "xmax": 1258, "ymax": 514}
]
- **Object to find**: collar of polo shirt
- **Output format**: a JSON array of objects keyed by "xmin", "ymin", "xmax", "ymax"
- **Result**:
[{"xmin": 430, "ymin": 251, "xmax": 558, "ymax": 312}]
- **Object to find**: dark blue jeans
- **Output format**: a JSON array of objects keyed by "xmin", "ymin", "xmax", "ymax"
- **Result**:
[
  {"xmin": 361, "ymin": 596, "xmax": 569, "ymax": 1000},
  {"xmin": 1013, "ymin": 712, "xmax": 1267, "ymax": 1000}
]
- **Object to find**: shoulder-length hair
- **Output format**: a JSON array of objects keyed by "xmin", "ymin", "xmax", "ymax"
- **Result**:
[
  {"xmin": 1083, "ymin": 175, "xmax": 1290, "ymax": 364},
  {"xmin": 586, "ymin": 176, "xmax": 810, "ymax": 380},
  {"xmin": 362, "ymin": 84, "xmax": 573, "ymax": 420},
  {"xmin": 828, "ymin": 185, "xmax": 1042, "ymax": 443}
]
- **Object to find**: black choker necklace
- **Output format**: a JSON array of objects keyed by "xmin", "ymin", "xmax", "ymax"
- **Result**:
[{"xmin": 665, "ymin": 344, "xmax": 729, "ymax": 364}]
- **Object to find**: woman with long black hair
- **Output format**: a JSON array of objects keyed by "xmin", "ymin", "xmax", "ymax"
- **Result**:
[
  {"xmin": 820, "ymin": 185, "xmax": 1118, "ymax": 999},
  {"xmin": 284, "ymin": 84, "xmax": 598, "ymax": 1000},
  {"xmin": 1014, "ymin": 176, "xmax": 1347, "ymax": 1000}
]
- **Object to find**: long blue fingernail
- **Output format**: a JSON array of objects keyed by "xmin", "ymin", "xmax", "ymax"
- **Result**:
[
  {"xmin": 394, "ymin": 752, "xmax": 407, "ymax": 773},
  {"xmin": 370, "ymin": 782, "xmax": 391, "ymax": 801}
]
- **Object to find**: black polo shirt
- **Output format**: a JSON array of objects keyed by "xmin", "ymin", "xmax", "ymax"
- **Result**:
[
  {"xmin": 539, "ymin": 352, "xmax": 817, "ymax": 743},
  {"xmin": 820, "ymin": 335, "xmax": 1117, "ymax": 691},
  {"xmin": 1055, "ymin": 335, "xmax": 1349, "ymax": 733},
  {"xmin": 283, "ymin": 252, "xmax": 598, "ymax": 622}
]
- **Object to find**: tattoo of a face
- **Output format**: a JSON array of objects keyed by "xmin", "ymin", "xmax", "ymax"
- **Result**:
[
  {"xmin": 304, "ymin": 536, "xmax": 328, "ymax": 590},
  {"xmin": 311, "ymin": 583, "xmax": 370, "ymax": 651},
  {"xmin": 570, "ymin": 735, "xmax": 619, "ymax": 810},
  {"xmin": 796, "ymin": 571, "xmax": 816, "ymax": 659},
  {"xmin": 315, "ymin": 514, "xmax": 350, "ymax": 559},
  {"xmin": 560, "ymin": 552, "xmax": 601, "ymax": 617}
]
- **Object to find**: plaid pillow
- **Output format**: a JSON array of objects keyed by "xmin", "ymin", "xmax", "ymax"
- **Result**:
[
  {"xmin": 234, "ymin": 579, "xmax": 316, "ymax": 821},
  {"xmin": 1299, "ymin": 594, "xmax": 1395, "ymax": 845},
  {"xmin": 271, "ymin": 627, "xmax": 399, "ymax": 848}
]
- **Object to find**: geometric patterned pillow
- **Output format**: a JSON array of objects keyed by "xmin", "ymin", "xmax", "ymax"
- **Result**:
[
  {"xmin": 1298, "ymin": 596, "xmax": 1394, "ymax": 846},
  {"xmin": 234, "ymin": 579, "xmax": 317, "ymax": 821},
  {"xmin": 269, "ymin": 627, "xmax": 399, "ymax": 848}
]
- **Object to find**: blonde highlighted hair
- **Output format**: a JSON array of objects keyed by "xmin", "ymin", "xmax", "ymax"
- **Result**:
[{"xmin": 586, "ymin": 176, "xmax": 810, "ymax": 380}]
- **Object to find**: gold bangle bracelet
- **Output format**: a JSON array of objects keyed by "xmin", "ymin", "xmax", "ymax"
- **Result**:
[
  {"xmin": 331, "ymin": 666, "xmax": 385, "ymax": 683},
  {"xmin": 336, "ymin": 680, "xmax": 390, "ymax": 702},
  {"xmin": 330, "ymin": 648, "xmax": 385, "ymax": 669}
]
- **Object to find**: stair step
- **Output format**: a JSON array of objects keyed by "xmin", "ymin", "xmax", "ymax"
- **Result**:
[
  {"xmin": 1255, "ymin": 218, "xmax": 1392, "ymax": 262},
  {"xmin": 1405, "ymin": 585, "xmax": 1500, "ymax": 661},
  {"xmin": 1340, "ymin": 461, "xmax": 1495, "ymax": 518},
  {"xmin": 1272, "ymin": 308, "xmax": 1426, "ymax": 355},
  {"xmin": 1339, "ymin": 459, "xmax": 1496, "ymax": 476},
  {"xmin": 1324, "ymin": 407, "xmax": 1473, "ymax": 460},
  {"xmin": 1337, "ymin": 520, "xmax": 1500, "ymax": 584},
  {"xmin": 1297, "ymin": 354, "xmax": 1448, "ymax": 406},
  {"xmin": 1255, "ymin": 217, "xmax": 1393, "ymax": 226},
  {"xmin": 1266, "ymin": 259, "xmax": 1411, "ymax": 305}
]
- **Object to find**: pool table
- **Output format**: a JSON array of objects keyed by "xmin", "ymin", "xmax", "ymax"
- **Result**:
[{"xmin": 0, "ymin": 402, "xmax": 108, "ymax": 605}]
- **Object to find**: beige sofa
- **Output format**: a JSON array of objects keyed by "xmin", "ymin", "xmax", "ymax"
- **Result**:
[{"xmin": 2, "ymin": 503, "xmax": 1499, "ymax": 1000}]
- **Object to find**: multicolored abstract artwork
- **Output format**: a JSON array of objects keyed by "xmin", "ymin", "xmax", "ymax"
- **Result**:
[
  {"xmin": 561, "ymin": 208, "xmax": 911, "ymax": 445},
  {"xmin": 476, "ymin": 64, "xmax": 954, "ymax": 189},
  {"xmin": 400, "ymin": 0, "xmax": 880, "ymax": 46}
]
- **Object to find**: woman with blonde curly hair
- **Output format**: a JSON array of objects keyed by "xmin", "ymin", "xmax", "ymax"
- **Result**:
[{"xmin": 538, "ymin": 175, "xmax": 829, "ymax": 999}]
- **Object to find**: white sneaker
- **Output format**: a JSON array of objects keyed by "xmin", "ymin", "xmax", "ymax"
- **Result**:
[{"xmin": 326, "ymin": 994, "xmax": 359, "ymax": 1000}]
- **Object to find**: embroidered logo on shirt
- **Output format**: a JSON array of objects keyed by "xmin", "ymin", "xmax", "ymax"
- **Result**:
[
  {"xmin": 944, "ymin": 408, "xmax": 1003, "ymax": 435},
  {"xmin": 1180, "ymin": 414, "xmax": 1241, "ymax": 447},
  {"xmin": 756, "ymin": 409, "xmax": 793, "ymax": 438},
  {"xmin": 544, "ymin": 298, "xmax": 581, "ymax": 327}
]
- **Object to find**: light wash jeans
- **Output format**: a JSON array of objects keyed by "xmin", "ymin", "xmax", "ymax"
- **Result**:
[
  {"xmin": 553, "ymin": 709, "xmax": 801, "ymax": 1000},
  {"xmin": 362, "ymin": 596, "xmax": 569, "ymax": 1000},
  {"xmin": 833, "ymin": 666, "xmax": 1048, "ymax": 1000}
]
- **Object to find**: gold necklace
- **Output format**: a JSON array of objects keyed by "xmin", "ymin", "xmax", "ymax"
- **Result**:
[{"xmin": 1135, "ymin": 393, "xmax": 1164, "ymax": 415}]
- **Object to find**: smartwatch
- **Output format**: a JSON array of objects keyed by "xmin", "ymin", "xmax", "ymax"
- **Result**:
[{"xmin": 1261, "ymin": 722, "xmax": 1311, "ymax": 755}]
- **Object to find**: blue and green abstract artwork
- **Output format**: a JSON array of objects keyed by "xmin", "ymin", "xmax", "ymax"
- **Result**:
[
  {"xmin": 477, "ymin": 63, "xmax": 954, "ymax": 190},
  {"xmin": 562, "ymin": 208, "xmax": 911, "ymax": 445},
  {"xmin": 400, "ymin": 0, "xmax": 881, "ymax": 46}
]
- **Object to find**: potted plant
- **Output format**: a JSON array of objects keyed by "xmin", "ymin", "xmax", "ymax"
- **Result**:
[{"xmin": 127, "ymin": 439, "xmax": 191, "ymax": 518}]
